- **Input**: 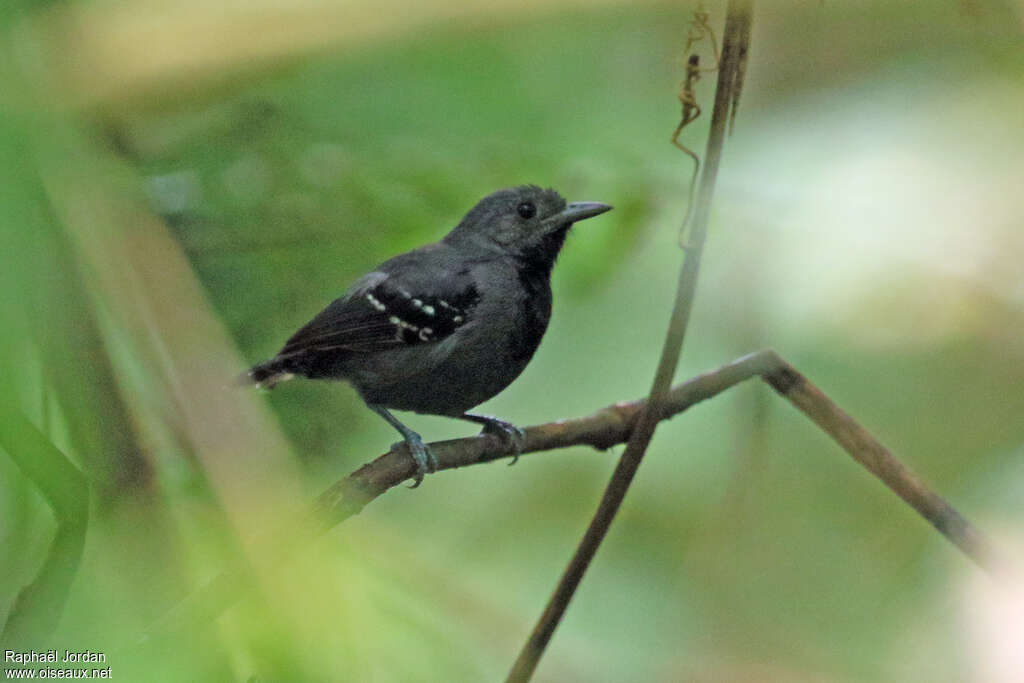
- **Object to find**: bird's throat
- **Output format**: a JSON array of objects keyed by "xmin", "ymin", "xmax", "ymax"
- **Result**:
[{"xmin": 516, "ymin": 224, "xmax": 570, "ymax": 279}]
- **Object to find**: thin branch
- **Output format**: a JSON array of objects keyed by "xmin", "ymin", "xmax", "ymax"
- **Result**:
[
  {"xmin": 760, "ymin": 359, "xmax": 995, "ymax": 565},
  {"xmin": 329, "ymin": 349, "xmax": 998, "ymax": 571},
  {"xmin": 138, "ymin": 349, "xmax": 998, "ymax": 650},
  {"xmin": 314, "ymin": 350, "xmax": 779, "ymax": 527},
  {"xmin": 506, "ymin": 3, "xmax": 753, "ymax": 680},
  {"xmin": 134, "ymin": 351, "xmax": 773, "ymax": 648}
]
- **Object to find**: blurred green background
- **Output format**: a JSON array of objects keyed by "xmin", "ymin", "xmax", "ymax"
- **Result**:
[{"xmin": 2, "ymin": 0, "xmax": 1023, "ymax": 680}]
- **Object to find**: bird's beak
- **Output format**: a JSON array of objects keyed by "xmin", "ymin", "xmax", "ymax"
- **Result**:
[{"xmin": 554, "ymin": 201, "xmax": 613, "ymax": 225}]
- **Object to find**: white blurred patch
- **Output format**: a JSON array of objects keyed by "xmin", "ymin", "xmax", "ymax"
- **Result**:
[
  {"xmin": 732, "ymin": 70, "xmax": 1024, "ymax": 349},
  {"xmin": 961, "ymin": 534, "xmax": 1024, "ymax": 683}
]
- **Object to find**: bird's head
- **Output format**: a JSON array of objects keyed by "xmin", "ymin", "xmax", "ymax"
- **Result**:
[{"xmin": 444, "ymin": 185, "xmax": 612, "ymax": 270}]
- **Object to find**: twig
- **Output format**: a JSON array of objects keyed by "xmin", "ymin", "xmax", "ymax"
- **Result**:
[
  {"xmin": 760, "ymin": 359, "xmax": 995, "ymax": 564},
  {"xmin": 505, "ymin": 3, "xmax": 753, "ymax": 681},
  {"xmin": 136, "ymin": 352, "xmax": 774, "ymax": 648},
  {"xmin": 138, "ymin": 349, "xmax": 998, "ymax": 651},
  {"xmin": 315, "ymin": 351, "xmax": 778, "ymax": 526},
  {"xmin": 327, "ymin": 349, "xmax": 996, "ymax": 568}
]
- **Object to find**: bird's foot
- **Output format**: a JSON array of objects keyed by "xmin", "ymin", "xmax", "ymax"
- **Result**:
[
  {"xmin": 474, "ymin": 415, "xmax": 526, "ymax": 465},
  {"xmin": 394, "ymin": 432, "xmax": 437, "ymax": 488},
  {"xmin": 369, "ymin": 404, "xmax": 437, "ymax": 488}
]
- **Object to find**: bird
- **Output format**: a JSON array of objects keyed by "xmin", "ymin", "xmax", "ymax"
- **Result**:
[{"xmin": 242, "ymin": 185, "xmax": 612, "ymax": 486}]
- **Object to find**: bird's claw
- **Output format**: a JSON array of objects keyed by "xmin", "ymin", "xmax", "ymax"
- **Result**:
[
  {"xmin": 394, "ymin": 434, "xmax": 437, "ymax": 488},
  {"xmin": 479, "ymin": 418, "xmax": 526, "ymax": 465}
]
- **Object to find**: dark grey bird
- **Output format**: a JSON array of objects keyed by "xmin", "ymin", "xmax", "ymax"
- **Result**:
[{"xmin": 243, "ymin": 185, "xmax": 612, "ymax": 486}]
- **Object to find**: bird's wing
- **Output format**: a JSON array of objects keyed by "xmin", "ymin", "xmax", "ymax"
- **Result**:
[{"xmin": 277, "ymin": 250, "xmax": 480, "ymax": 357}]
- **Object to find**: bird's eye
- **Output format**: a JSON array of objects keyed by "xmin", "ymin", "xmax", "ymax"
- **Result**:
[{"xmin": 516, "ymin": 202, "xmax": 537, "ymax": 219}]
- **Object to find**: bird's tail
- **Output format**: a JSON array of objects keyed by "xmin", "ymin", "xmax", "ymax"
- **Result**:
[{"xmin": 236, "ymin": 358, "xmax": 294, "ymax": 389}]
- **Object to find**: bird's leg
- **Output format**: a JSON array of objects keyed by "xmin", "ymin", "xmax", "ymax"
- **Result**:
[
  {"xmin": 457, "ymin": 413, "xmax": 526, "ymax": 465},
  {"xmin": 368, "ymin": 405, "xmax": 437, "ymax": 488}
]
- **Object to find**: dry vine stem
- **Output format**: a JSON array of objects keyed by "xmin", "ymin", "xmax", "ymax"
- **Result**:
[
  {"xmin": 319, "ymin": 349, "xmax": 994, "ymax": 571},
  {"xmin": 137, "ymin": 349, "xmax": 995, "ymax": 651},
  {"xmin": 671, "ymin": 1, "xmax": 722, "ymax": 244},
  {"xmin": 506, "ymin": 2, "xmax": 754, "ymax": 680}
]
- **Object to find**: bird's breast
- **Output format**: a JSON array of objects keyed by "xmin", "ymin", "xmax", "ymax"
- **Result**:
[{"xmin": 509, "ymin": 267, "xmax": 553, "ymax": 363}]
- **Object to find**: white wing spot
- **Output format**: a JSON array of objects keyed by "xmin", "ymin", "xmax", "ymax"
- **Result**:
[
  {"xmin": 422, "ymin": 305, "xmax": 435, "ymax": 316},
  {"xmin": 389, "ymin": 315, "xmax": 420, "ymax": 337},
  {"xmin": 453, "ymin": 315, "xmax": 464, "ymax": 323},
  {"xmin": 366, "ymin": 293, "xmax": 386, "ymax": 312},
  {"xmin": 418, "ymin": 327, "xmax": 433, "ymax": 341}
]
